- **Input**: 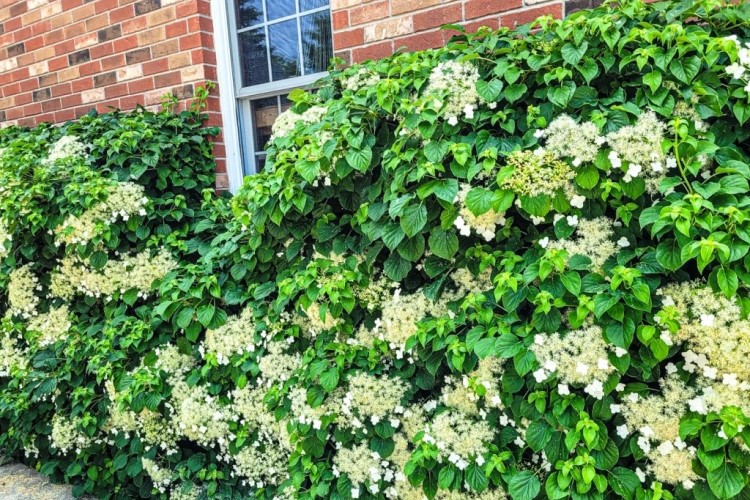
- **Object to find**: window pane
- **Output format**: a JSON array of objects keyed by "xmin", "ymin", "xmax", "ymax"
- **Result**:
[
  {"xmin": 251, "ymin": 96, "xmax": 279, "ymax": 153},
  {"xmin": 236, "ymin": 0, "xmax": 263, "ymax": 28},
  {"xmin": 301, "ymin": 11, "xmax": 332, "ymax": 75},
  {"xmin": 300, "ymin": 0, "xmax": 328, "ymax": 10},
  {"xmin": 269, "ymin": 20, "xmax": 300, "ymax": 81},
  {"xmin": 266, "ymin": 0, "xmax": 295, "ymax": 20},
  {"xmin": 239, "ymin": 28, "xmax": 269, "ymax": 86}
]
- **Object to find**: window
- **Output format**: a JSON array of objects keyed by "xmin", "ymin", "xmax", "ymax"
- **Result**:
[{"xmin": 228, "ymin": 0, "xmax": 333, "ymax": 175}]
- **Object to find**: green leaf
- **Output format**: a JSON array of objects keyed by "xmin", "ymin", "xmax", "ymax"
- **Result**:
[
  {"xmin": 438, "ymin": 466, "xmax": 456, "ymax": 489},
  {"xmin": 643, "ymin": 71, "xmax": 663, "ymax": 93},
  {"xmin": 669, "ymin": 56, "xmax": 701, "ymax": 84},
  {"xmin": 656, "ymin": 239, "xmax": 684, "ymax": 271},
  {"xmin": 428, "ymin": 228, "xmax": 459, "ymax": 260},
  {"xmin": 707, "ymin": 462, "xmax": 745, "ymax": 499},
  {"xmin": 345, "ymin": 147, "xmax": 372, "ymax": 171},
  {"xmin": 504, "ymin": 84, "xmax": 527, "ymax": 103},
  {"xmin": 560, "ymin": 272, "xmax": 581, "ymax": 296},
  {"xmin": 465, "ymin": 188, "xmax": 494, "ymax": 216},
  {"xmin": 561, "ymin": 42, "xmax": 588, "ymax": 66},
  {"xmin": 384, "ymin": 252, "xmax": 411, "ymax": 281},
  {"xmin": 465, "ymin": 463, "xmax": 488, "ymax": 492},
  {"xmin": 383, "ymin": 223, "xmax": 406, "ymax": 251},
  {"xmin": 476, "ymin": 79, "xmax": 504, "ymax": 102},
  {"xmin": 548, "ymin": 81, "xmax": 576, "ymax": 108},
  {"xmin": 609, "ymin": 467, "xmax": 640, "ymax": 500},
  {"xmin": 526, "ymin": 421, "xmax": 553, "ymax": 451},
  {"xmin": 575, "ymin": 165, "xmax": 599, "ymax": 189},
  {"xmin": 175, "ymin": 307, "xmax": 194, "ymax": 329},
  {"xmin": 197, "ymin": 303, "xmax": 215, "ymax": 327},
  {"xmin": 320, "ymin": 368, "xmax": 339, "ymax": 392},
  {"xmin": 474, "ymin": 337, "xmax": 496, "ymax": 359},
  {"xmin": 508, "ymin": 470, "xmax": 540, "ymax": 500},
  {"xmin": 400, "ymin": 204, "xmax": 428, "ymax": 238},
  {"xmin": 89, "ymin": 251, "xmax": 108, "ymax": 270}
]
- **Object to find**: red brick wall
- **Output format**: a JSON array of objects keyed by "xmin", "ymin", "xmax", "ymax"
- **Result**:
[
  {"xmin": 0, "ymin": 0, "xmax": 230, "ymax": 189},
  {"xmin": 331, "ymin": 0, "xmax": 567, "ymax": 63}
]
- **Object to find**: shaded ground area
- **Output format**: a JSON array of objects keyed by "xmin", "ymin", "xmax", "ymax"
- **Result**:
[{"xmin": 0, "ymin": 462, "xmax": 76, "ymax": 500}]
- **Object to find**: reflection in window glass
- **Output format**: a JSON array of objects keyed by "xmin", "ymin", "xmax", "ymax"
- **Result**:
[
  {"xmin": 301, "ymin": 10, "xmax": 332, "ymax": 75},
  {"xmin": 300, "ymin": 0, "xmax": 328, "ymax": 10},
  {"xmin": 269, "ymin": 20, "xmax": 300, "ymax": 81},
  {"xmin": 251, "ymin": 96, "xmax": 278, "ymax": 153},
  {"xmin": 236, "ymin": 0, "xmax": 263, "ymax": 28},
  {"xmin": 239, "ymin": 28, "xmax": 269, "ymax": 87},
  {"xmin": 266, "ymin": 0, "xmax": 295, "ymax": 20}
]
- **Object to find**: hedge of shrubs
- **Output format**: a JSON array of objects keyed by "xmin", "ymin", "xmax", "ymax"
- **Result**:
[{"xmin": 2, "ymin": 0, "xmax": 750, "ymax": 498}]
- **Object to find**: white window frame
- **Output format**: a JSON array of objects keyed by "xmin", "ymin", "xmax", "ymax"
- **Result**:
[{"xmin": 210, "ymin": 0, "xmax": 331, "ymax": 191}]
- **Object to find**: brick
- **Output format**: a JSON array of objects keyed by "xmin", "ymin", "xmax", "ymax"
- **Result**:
[
  {"xmin": 105, "ymin": 82, "xmax": 128, "ymax": 98},
  {"xmin": 394, "ymin": 28, "xmax": 444, "ymax": 52},
  {"xmin": 74, "ymin": 32, "xmax": 98, "ymax": 49},
  {"xmin": 58, "ymin": 67, "xmax": 80, "ymax": 82},
  {"xmin": 121, "ymin": 16, "xmax": 147, "ymax": 34},
  {"xmin": 172, "ymin": 84, "xmax": 193, "ymax": 99},
  {"xmin": 61, "ymin": 0, "xmax": 84, "ymax": 10},
  {"xmin": 61, "ymin": 93, "xmax": 82, "ymax": 107},
  {"xmin": 165, "ymin": 19, "xmax": 187, "ymax": 37},
  {"xmin": 28, "ymin": 61, "xmax": 48, "ymax": 76},
  {"xmin": 146, "ymin": 5, "xmax": 175, "ymax": 27},
  {"xmin": 116, "ymin": 64, "xmax": 143, "ymax": 81},
  {"xmin": 79, "ymin": 60, "xmax": 101, "ymax": 76},
  {"xmin": 10, "ymin": 2, "xmax": 27, "ymax": 17},
  {"xmin": 39, "ymin": 73, "xmax": 58, "ymax": 87},
  {"xmin": 51, "ymin": 82, "xmax": 71, "ymax": 97},
  {"xmin": 465, "ymin": 0, "xmax": 523, "ymax": 19},
  {"xmin": 134, "ymin": 0, "xmax": 160, "ymax": 15},
  {"xmin": 90, "ymin": 42, "xmax": 113, "ymax": 59},
  {"xmin": 100, "ymin": 54, "xmax": 125, "ymax": 70},
  {"xmin": 98, "ymin": 24, "xmax": 122, "ymax": 42},
  {"xmin": 93, "ymin": 71, "xmax": 116, "ymax": 87},
  {"xmin": 42, "ymin": 98, "xmax": 62, "ymax": 112},
  {"xmin": 464, "ymin": 17, "xmax": 500, "ymax": 32},
  {"xmin": 137, "ymin": 26, "xmax": 165, "ymax": 46},
  {"xmin": 40, "ymin": 2, "xmax": 62, "ymax": 18},
  {"xmin": 350, "ymin": 0, "xmax": 388, "ymax": 26},
  {"xmin": 71, "ymin": 3, "xmax": 95, "ymax": 21},
  {"xmin": 332, "ymin": 10, "xmax": 349, "ymax": 30},
  {"xmin": 94, "ymin": 0, "xmax": 118, "ymax": 14},
  {"xmin": 8, "ymin": 42, "xmax": 24, "ymax": 57},
  {"xmin": 391, "ymin": 0, "xmax": 441, "ymax": 15},
  {"xmin": 49, "ymin": 11, "xmax": 72, "ymax": 29},
  {"xmin": 168, "ymin": 52, "xmax": 191, "ymax": 69},
  {"xmin": 30, "ymin": 19, "xmax": 51, "ymax": 36},
  {"xmin": 151, "ymin": 39, "xmax": 178, "ymax": 57},
  {"xmin": 0, "ymin": 110, "xmax": 5, "ymax": 122},
  {"xmin": 21, "ymin": 9, "xmax": 40, "ymax": 26},
  {"xmin": 22, "ymin": 103, "xmax": 43, "ymax": 117},
  {"xmin": 364, "ymin": 16, "xmax": 413, "ymax": 42},
  {"xmin": 55, "ymin": 108, "xmax": 76, "ymax": 122},
  {"xmin": 113, "ymin": 34, "xmax": 139, "ymax": 52},
  {"xmin": 154, "ymin": 70, "xmax": 181, "ymax": 87},
  {"xmin": 32, "ymin": 87, "xmax": 51, "ymax": 101},
  {"xmin": 18, "ymin": 53, "xmax": 35, "ymax": 66},
  {"xmin": 331, "ymin": 0, "xmax": 360, "ymax": 8},
  {"xmin": 413, "ymin": 4, "xmax": 462, "ymax": 31},
  {"xmin": 126, "ymin": 47, "xmax": 151, "ymax": 64},
  {"xmin": 501, "ymin": 2, "xmax": 562, "ymax": 26},
  {"xmin": 68, "ymin": 48, "xmax": 90, "ymax": 65},
  {"xmin": 110, "ymin": 5, "xmax": 134, "ymax": 23},
  {"xmin": 565, "ymin": 0, "xmax": 591, "ymax": 12},
  {"xmin": 179, "ymin": 32, "xmax": 202, "ymax": 51},
  {"xmin": 128, "ymin": 77, "xmax": 154, "ymax": 93},
  {"xmin": 14, "ymin": 26, "xmax": 32, "ymax": 42},
  {"xmin": 86, "ymin": 13, "xmax": 109, "ymax": 31},
  {"xmin": 180, "ymin": 64, "xmax": 204, "ymax": 82},
  {"xmin": 120, "ymin": 94, "xmax": 146, "ymax": 109},
  {"xmin": 71, "ymin": 77, "xmax": 93, "ymax": 92},
  {"xmin": 352, "ymin": 40, "xmax": 393, "ymax": 62},
  {"xmin": 333, "ymin": 27, "xmax": 364, "ymax": 49},
  {"xmin": 81, "ymin": 88, "xmax": 105, "ymax": 103},
  {"xmin": 0, "ymin": 58, "xmax": 18, "ymax": 73}
]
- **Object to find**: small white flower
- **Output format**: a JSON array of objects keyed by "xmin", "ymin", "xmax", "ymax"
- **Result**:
[
  {"xmin": 447, "ymin": 116, "xmax": 458, "ymax": 126},
  {"xmin": 726, "ymin": 63, "xmax": 745, "ymax": 79},
  {"xmin": 616, "ymin": 424, "xmax": 629, "ymax": 438},
  {"xmin": 557, "ymin": 384, "xmax": 570, "ymax": 395},
  {"xmin": 533, "ymin": 368, "xmax": 548, "ymax": 383},
  {"xmin": 572, "ymin": 157, "xmax": 582, "ymax": 167},
  {"xmin": 539, "ymin": 237, "xmax": 550, "ymax": 248},
  {"xmin": 617, "ymin": 236, "xmax": 630, "ymax": 248},
  {"xmin": 700, "ymin": 314, "xmax": 715, "ymax": 327},
  {"xmin": 635, "ymin": 468, "xmax": 646, "ymax": 482},
  {"xmin": 566, "ymin": 215, "xmax": 579, "ymax": 226},
  {"xmin": 570, "ymin": 195, "xmax": 586, "ymax": 208}
]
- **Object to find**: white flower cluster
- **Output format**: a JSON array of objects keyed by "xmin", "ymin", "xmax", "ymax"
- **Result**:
[
  {"xmin": 342, "ymin": 67, "xmax": 381, "ymax": 92},
  {"xmin": 43, "ymin": 135, "xmax": 87, "ymax": 166},
  {"xmin": 170, "ymin": 381, "xmax": 233, "ymax": 448},
  {"xmin": 50, "ymin": 414, "xmax": 90, "ymax": 455},
  {"xmin": 545, "ymin": 217, "xmax": 617, "ymax": 271},
  {"xmin": 618, "ymin": 375, "xmax": 699, "ymax": 489},
  {"xmin": 441, "ymin": 357, "xmax": 505, "ymax": 415},
  {"xmin": 200, "ymin": 307, "xmax": 257, "ymax": 365},
  {"xmin": 142, "ymin": 458, "xmax": 173, "ymax": 493},
  {"xmin": 534, "ymin": 114, "xmax": 602, "ymax": 163},
  {"xmin": 421, "ymin": 410, "xmax": 495, "ymax": 470},
  {"xmin": 0, "ymin": 219, "xmax": 11, "ymax": 260},
  {"xmin": 454, "ymin": 183, "xmax": 506, "ymax": 241},
  {"xmin": 606, "ymin": 111, "xmax": 667, "ymax": 177},
  {"xmin": 333, "ymin": 444, "xmax": 397, "ymax": 496},
  {"xmin": 270, "ymin": 105, "xmax": 328, "ymax": 141},
  {"xmin": 232, "ymin": 438, "xmax": 292, "ymax": 490},
  {"xmin": 340, "ymin": 373, "xmax": 408, "ymax": 430},
  {"xmin": 26, "ymin": 305, "xmax": 72, "ymax": 347},
  {"xmin": 0, "ymin": 328, "xmax": 28, "ymax": 377},
  {"xmin": 530, "ymin": 325, "xmax": 614, "ymax": 398},
  {"xmin": 55, "ymin": 182, "xmax": 148, "ymax": 246},
  {"xmin": 424, "ymin": 61, "xmax": 494, "ymax": 125},
  {"xmin": 257, "ymin": 341, "xmax": 300, "ymax": 387},
  {"xmin": 50, "ymin": 249, "xmax": 175, "ymax": 301},
  {"xmin": 725, "ymin": 36, "xmax": 750, "ymax": 93},
  {"xmin": 657, "ymin": 283, "xmax": 750, "ymax": 415},
  {"xmin": 7, "ymin": 264, "xmax": 40, "ymax": 318}
]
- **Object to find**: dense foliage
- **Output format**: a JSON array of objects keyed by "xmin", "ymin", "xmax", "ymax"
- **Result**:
[{"xmin": 3, "ymin": 0, "xmax": 750, "ymax": 498}]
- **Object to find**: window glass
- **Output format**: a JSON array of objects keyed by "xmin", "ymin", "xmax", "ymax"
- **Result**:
[
  {"xmin": 236, "ymin": 0, "xmax": 263, "ymax": 28},
  {"xmin": 239, "ymin": 28, "xmax": 269, "ymax": 87},
  {"xmin": 269, "ymin": 20, "xmax": 300, "ymax": 81},
  {"xmin": 266, "ymin": 0, "xmax": 295, "ymax": 20},
  {"xmin": 301, "ymin": 10, "xmax": 332, "ymax": 75},
  {"xmin": 300, "ymin": 0, "xmax": 328, "ymax": 10}
]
